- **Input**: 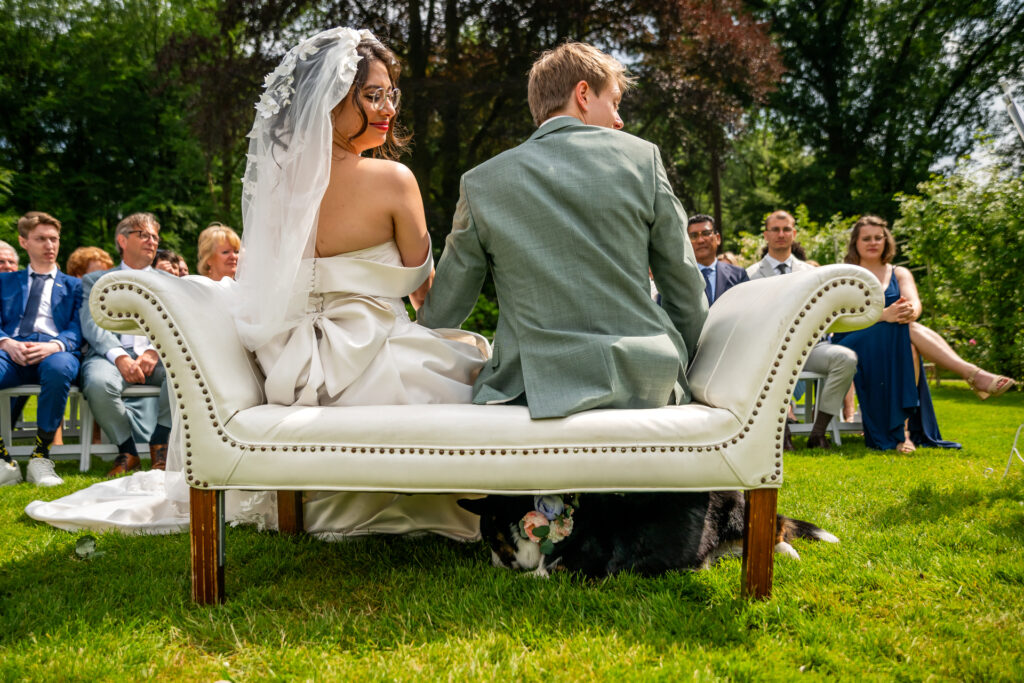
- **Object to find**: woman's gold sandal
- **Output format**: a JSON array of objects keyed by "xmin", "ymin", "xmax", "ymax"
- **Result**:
[{"xmin": 966, "ymin": 368, "xmax": 1017, "ymax": 400}]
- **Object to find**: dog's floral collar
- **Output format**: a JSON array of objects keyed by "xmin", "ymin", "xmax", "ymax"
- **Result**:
[{"xmin": 518, "ymin": 495, "xmax": 576, "ymax": 554}]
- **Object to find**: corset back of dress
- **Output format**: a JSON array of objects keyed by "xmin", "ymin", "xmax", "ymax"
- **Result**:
[{"xmin": 303, "ymin": 241, "xmax": 431, "ymax": 309}]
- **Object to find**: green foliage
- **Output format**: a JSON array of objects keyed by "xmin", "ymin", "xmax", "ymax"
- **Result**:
[
  {"xmin": 462, "ymin": 293, "xmax": 499, "ymax": 340},
  {"xmin": 896, "ymin": 157, "xmax": 1024, "ymax": 379},
  {"xmin": 0, "ymin": 0, "xmax": 218, "ymax": 267},
  {"xmin": 747, "ymin": 0, "xmax": 1024, "ymax": 222},
  {"xmin": 0, "ymin": 166, "xmax": 20, "ymax": 246},
  {"xmin": 718, "ymin": 115, "xmax": 817, "ymax": 239}
]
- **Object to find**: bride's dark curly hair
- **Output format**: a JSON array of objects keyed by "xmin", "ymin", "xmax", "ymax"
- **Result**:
[
  {"xmin": 334, "ymin": 38, "xmax": 410, "ymax": 159},
  {"xmin": 265, "ymin": 34, "xmax": 409, "ymax": 164}
]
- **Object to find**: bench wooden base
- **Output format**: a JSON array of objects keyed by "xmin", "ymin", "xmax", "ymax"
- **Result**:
[
  {"xmin": 742, "ymin": 488, "xmax": 777, "ymax": 599},
  {"xmin": 189, "ymin": 485, "xmax": 778, "ymax": 604},
  {"xmin": 189, "ymin": 488, "xmax": 224, "ymax": 605}
]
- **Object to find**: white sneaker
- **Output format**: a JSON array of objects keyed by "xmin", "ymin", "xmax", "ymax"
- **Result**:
[
  {"xmin": 0, "ymin": 459, "xmax": 22, "ymax": 486},
  {"xmin": 26, "ymin": 457, "xmax": 64, "ymax": 487}
]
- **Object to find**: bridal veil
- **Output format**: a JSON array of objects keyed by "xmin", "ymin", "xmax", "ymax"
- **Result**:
[{"xmin": 234, "ymin": 27, "xmax": 376, "ymax": 350}]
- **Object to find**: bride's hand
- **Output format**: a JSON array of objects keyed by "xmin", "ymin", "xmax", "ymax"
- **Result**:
[{"xmin": 410, "ymin": 267, "xmax": 435, "ymax": 311}]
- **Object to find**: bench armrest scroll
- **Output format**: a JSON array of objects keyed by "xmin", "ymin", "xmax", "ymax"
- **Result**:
[
  {"xmin": 89, "ymin": 271, "xmax": 265, "ymax": 419},
  {"xmin": 688, "ymin": 264, "xmax": 882, "ymax": 419}
]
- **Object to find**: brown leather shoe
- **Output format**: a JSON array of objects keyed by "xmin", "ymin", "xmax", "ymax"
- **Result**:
[
  {"xmin": 805, "ymin": 433, "xmax": 832, "ymax": 450},
  {"xmin": 107, "ymin": 453, "xmax": 141, "ymax": 477},
  {"xmin": 149, "ymin": 443, "xmax": 168, "ymax": 471}
]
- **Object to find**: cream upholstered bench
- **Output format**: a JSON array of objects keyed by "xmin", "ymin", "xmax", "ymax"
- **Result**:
[{"xmin": 89, "ymin": 264, "xmax": 882, "ymax": 604}]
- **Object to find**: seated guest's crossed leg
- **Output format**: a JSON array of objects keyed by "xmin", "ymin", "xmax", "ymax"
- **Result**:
[{"xmin": 800, "ymin": 342, "xmax": 858, "ymax": 450}]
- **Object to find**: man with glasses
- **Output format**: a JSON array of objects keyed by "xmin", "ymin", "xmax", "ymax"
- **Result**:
[
  {"xmin": 80, "ymin": 212, "xmax": 173, "ymax": 475},
  {"xmin": 747, "ymin": 210, "xmax": 857, "ymax": 450},
  {"xmin": 686, "ymin": 214, "xmax": 748, "ymax": 306}
]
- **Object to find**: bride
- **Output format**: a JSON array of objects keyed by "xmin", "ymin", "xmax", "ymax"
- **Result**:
[{"xmin": 26, "ymin": 28, "xmax": 488, "ymax": 540}]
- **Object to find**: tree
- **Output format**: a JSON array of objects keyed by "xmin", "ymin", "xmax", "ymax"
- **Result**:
[
  {"xmin": 632, "ymin": 0, "xmax": 784, "ymax": 240},
  {"xmin": 0, "ymin": 0, "xmax": 211, "ymax": 260},
  {"xmin": 748, "ymin": 0, "xmax": 1024, "ymax": 221}
]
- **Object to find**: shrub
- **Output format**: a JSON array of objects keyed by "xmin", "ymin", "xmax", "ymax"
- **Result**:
[{"xmin": 896, "ymin": 158, "xmax": 1024, "ymax": 379}]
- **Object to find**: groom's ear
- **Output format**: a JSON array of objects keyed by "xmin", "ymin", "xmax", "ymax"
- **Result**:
[{"xmin": 574, "ymin": 80, "xmax": 591, "ymax": 110}]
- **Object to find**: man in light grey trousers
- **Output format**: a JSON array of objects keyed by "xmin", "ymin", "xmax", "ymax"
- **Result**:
[
  {"xmin": 748, "ymin": 210, "xmax": 857, "ymax": 449},
  {"xmin": 80, "ymin": 212, "xmax": 172, "ymax": 475}
]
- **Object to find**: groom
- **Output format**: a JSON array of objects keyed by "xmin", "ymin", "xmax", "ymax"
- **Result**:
[{"xmin": 419, "ymin": 42, "xmax": 707, "ymax": 418}]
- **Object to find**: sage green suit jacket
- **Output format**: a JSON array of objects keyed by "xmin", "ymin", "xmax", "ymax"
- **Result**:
[{"xmin": 419, "ymin": 117, "xmax": 708, "ymax": 418}]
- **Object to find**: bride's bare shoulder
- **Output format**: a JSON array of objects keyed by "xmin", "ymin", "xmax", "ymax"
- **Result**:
[{"xmin": 360, "ymin": 157, "xmax": 417, "ymax": 185}]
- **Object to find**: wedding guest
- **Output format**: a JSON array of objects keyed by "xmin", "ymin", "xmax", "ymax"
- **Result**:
[
  {"xmin": 0, "ymin": 241, "xmax": 19, "ymax": 272},
  {"xmin": 153, "ymin": 249, "xmax": 182, "ymax": 276},
  {"xmin": 197, "ymin": 223, "xmax": 239, "ymax": 281},
  {"xmin": 421, "ymin": 41, "xmax": 707, "ymax": 417},
  {"xmin": 66, "ymin": 246, "xmax": 114, "ymax": 278},
  {"xmin": 718, "ymin": 251, "xmax": 740, "ymax": 267},
  {"xmin": 176, "ymin": 256, "xmax": 189, "ymax": 276},
  {"xmin": 832, "ymin": 215, "xmax": 960, "ymax": 452},
  {"xmin": 0, "ymin": 212, "xmax": 83, "ymax": 487},
  {"xmin": 748, "ymin": 210, "xmax": 856, "ymax": 450},
  {"xmin": 686, "ymin": 214, "xmax": 748, "ymax": 306},
  {"xmin": 80, "ymin": 212, "xmax": 172, "ymax": 475},
  {"xmin": 759, "ymin": 240, "xmax": 807, "ymax": 262}
]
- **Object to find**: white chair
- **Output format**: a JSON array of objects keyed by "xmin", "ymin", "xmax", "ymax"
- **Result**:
[
  {"xmin": 0, "ymin": 384, "xmax": 162, "ymax": 471},
  {"xmin": 789, "ymin": 371, "xmax": 863, "ymax": 446}
]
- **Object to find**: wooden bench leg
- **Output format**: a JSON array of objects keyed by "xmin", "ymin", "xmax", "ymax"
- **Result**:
[
  {"xmin": 277, "ymin": 490, "xmax": 304, "ymax": 535},
  {"xmin": 742, "ymin": 488, "xmax": 778, "ymax": 600},
  {"xmin": 190, "ymin": 488, "xmax": 225, "ymax": 605}
]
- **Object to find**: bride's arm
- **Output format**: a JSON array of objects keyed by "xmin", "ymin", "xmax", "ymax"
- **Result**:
[{"xmin": 390, "ymin": 163, "xmax": 431, "ymax": 268}]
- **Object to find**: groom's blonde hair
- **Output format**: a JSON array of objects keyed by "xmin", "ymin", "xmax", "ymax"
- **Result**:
[{"xmin": 528, "ymin": 42, "xmax": 634, "ymax": 127}]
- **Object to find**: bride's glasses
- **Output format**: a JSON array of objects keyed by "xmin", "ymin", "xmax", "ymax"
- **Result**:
[{"xmin": 365, "ymin": 87, "xmax": 401, "ymax": 112}]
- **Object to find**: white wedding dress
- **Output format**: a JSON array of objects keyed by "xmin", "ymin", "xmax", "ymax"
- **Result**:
[{"xmin": 26, "ymin": 240, "xmax": 490, "ymax": 541}]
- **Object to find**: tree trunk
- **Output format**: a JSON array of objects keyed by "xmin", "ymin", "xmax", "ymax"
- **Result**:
[
  {"xmin": 438, "ymin": 0, "xmax": 461, "ymax": 222},
  {"xmin": 709, "ymin": 131, "xmax": 723, "ymax": 240},
  {"xmin": 406, "ymin": 0, "xmax": 431, "ymax": 194}
]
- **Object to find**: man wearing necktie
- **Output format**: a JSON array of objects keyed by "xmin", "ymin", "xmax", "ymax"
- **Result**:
[
  {"xmin": 685, "ymin": 214, "xmax": 748, "ymax": 307},
  {"xmin": 80, "ymin": 213, "xmax": 172, "ymax": 477},
  {"xmin": 0, "ymin": 212, "xmax": 83, "ymax": 487},
  {"xmin": 746, "ymin": 210, "xmax": 857, "ymax": 450}
]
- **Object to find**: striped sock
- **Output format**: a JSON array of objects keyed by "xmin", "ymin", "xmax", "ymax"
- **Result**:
[{"xmin": 31, "ymin": 430, "xmax": 56, "ymax": 459}]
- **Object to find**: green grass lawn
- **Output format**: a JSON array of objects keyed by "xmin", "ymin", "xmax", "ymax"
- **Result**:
[{"xmin": 2, "ymin": 385, "xmax": 1023, "ymax": 680}]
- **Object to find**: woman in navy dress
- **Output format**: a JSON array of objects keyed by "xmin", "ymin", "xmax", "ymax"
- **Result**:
[{"xmin": 832, "ymin": 216, "xmax": 960, "ymax": 453}]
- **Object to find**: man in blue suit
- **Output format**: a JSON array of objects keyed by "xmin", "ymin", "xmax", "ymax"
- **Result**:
[
  {"xmin": 686, "ymin": 214, "xmax": 749, "ymax": 306},
  {"xmin": 0, "ymin": 212, "xmax": 82, "ymax": 487}
]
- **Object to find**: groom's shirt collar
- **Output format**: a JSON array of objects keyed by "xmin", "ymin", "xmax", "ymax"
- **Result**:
[{"xmin": 538, "ymin": 114, "xmax": 579, "ymax": 127}]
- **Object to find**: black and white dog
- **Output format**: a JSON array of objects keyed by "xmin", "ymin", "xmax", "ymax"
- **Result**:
[{"xmin": 459, "ymin": 492, "xmax": 838, "ymax": 578}]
